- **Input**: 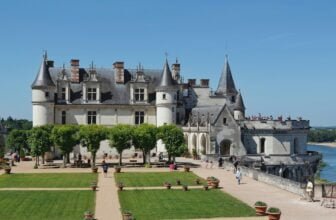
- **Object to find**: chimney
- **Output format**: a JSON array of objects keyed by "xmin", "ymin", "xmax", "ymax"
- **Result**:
[
  {"xmin": 172, "ymin": 63, "xmax": 181, "ymax": 82},
  {"xmin": 188, "ymin": 79, "xmax": 196, "ymax": 86},
  {"xmin": 47, "ymin": 60, "xmax": 54, "ymax": 67},
  {"xmin": 113, "ymin": 61, "xmax": 125, "ymax": 83},
  {"xmin": 70, "ymin": 59, "xmax": 80, "ymax": 83},
  {"xmin": 200, "ymin": 79, "xmax": 209, "ymax": 87}
]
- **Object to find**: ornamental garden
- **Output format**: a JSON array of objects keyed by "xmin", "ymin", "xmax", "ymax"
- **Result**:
[{"xmin": 0, "ymin": 124, "xmax": 270, "ymax": 220}]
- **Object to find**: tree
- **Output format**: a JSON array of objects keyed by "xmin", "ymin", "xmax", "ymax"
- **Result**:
[
  {"xmin": 28, "ymin": 127, "xmax": 52, "ymax": 167},
  {"xmin": 6, "ymin": 129, "xmax": 29, "ymax": 153},
  {"xmin": 52, "ymin": 125, "xmax": 79, "ymax": 167},
  {"xmin": 133, "ymin": 124, "xmax": 157, "ymax": 164},
  {"xmin": 157, "ymin": 124, "xmax": 186, "ymax": 162},
  {"xmin": 108, "ymin": 124, "xmax": 133, "ymax": 166},
  {"xmin": 79, "ymin": 125, "xmax": 107, "ymax": 168}
]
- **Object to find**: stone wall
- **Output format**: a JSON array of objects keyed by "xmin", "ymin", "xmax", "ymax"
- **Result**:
[{"xmin": 223, "ymin": 161, "xmax": 306, "ymax": 197}]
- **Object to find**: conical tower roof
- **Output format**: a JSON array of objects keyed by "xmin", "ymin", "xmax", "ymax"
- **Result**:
[
  {"xmin": 156, "ymin": 59, "xmax": 175, "ymax": 90},
  {"xmin": 31, "ymin": 53, "xmax": 55, "ymax": 89},
  {"xmin": 234, "ymin": 91, "xmax": 245, "ymax": 111},
  {"xmin": 215, "ymin": 56, "xmax": 237, "ymax": 96}
]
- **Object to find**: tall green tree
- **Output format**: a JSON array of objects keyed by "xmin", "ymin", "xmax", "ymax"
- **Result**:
[
  {"xmin": 133, "ymin": 124, "xmax": 157, "ymax": 164},
  {"xmin": 6, "ymin": 129, "xmax": 29, "ymax": 153},
  {"xmin": 108, "ymin": 124, "xmax": 133, "ymax": 166},
  {"xmin": 52, "ymin": 125, "xmax": 79, "ymax": 167},
  {"xmin": 79, "ymin": 125, "xmax": 107, "ymax": 168},
  {"xmin": 28, "ymin": 127, "xmax": 52, "ymax": 167},
  {"xmin": 157, "ymin": 124, "xmax": 186, "ymax": 162}
]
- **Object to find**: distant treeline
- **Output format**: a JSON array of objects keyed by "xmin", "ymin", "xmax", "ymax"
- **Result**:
[
  {"xmin": 308, "ymin": 129, "xmax": 336, "ymax": 143},
  {"xmin": 0, "ymin": 117, "xmax": 32, "ymax": 132}
]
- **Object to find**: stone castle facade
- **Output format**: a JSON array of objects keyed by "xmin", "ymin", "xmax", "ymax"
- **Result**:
[{"xmin": 31, "ymin": 53, "xmax": 321, "ymax": 182}]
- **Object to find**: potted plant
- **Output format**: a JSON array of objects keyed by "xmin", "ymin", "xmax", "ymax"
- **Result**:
[
  {"xmin": 182, "ymin": 184, "xmax": 188, "ymax": 191},
  {"xmin": 207, "ymin": 176, "xmax": 220, "ymax": 188},
  {"xmin": 266, "ymin": 207, "xmax": 281, "ymax": 220},
  {"xmin": 254, "ymin": 201, "xmax": 267, "ymax": 216},
  {"xmin": 195, "ymin": 178, "xmax": 200, "ymax": 185},
  {"xmin": 145, "ymin": 163, "xmax": 152, "ymax": 168},
  {"xmin": 92, "ymin": 166, "xmax": 98, "ymax": 173},
  {"xmin": 117, "ymin": 182, "xmax": 124, "ymax": 191},
  {"xmin": 184, "ymin": 165, "xmax": 190, "ymax": 172},
  {"xmin": 203, "ymin": 184, "xmax": 209, "ymax": 190},
  {"xmin": 115, "ymin": 166, "xmax": 121, "ymax": 173},
  {"xmin": 4, "ymin": 166, "xmax": 11, "ymax": 174},
  {"xmin": 91, "ymin": 182, "xmax": 97, "ymax": 191},
  {"xmin": 176, "ymin": 179, "xmax": 181, "ymax": 185},
  {"xmin": 84, "ymin": 210, "xmax": 94, "ymax": 220},
  {"xmin": 192, "ymin": 148, "xmax": 197, "ymax": 160},
  {"xmin": 122, "ymin": 210, "xmax": 133, "ymax": 220},
  {"xmin": 164, "ymin": 182, "xmax": 172, "ymax": 189}
]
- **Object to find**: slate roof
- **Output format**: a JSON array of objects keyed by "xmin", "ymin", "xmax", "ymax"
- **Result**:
[
  {"xmin": 156, "ymin": 59, "xmax": 176, "ymax": 90},
  {"xmin": 189, "ymin": 105, "xmax": 224, "ymax": 125},
  {"xmin": 234, "ymin": 91, "xmax": 245, "ymax": 111},
  {"xmin": 31, "ymin": 58, "xmax": 56, "ymax": 89},
  {"xmin": 215, "ymin": 57, "xmax": 237, "ymax": 96},
  {"xmin": 49, "ymin": 67, "xmax": 163, "ymax": 105}
]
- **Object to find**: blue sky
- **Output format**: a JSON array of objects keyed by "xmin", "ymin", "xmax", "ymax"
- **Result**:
[{"xmin": 0, "ymin": 0, "xmax": 335, "ymax": 126}]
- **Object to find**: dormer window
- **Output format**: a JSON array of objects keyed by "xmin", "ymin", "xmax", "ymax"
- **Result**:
[
  {"xmin": 134, "ymin": 88, "xmax": 145, "ymax": 101},
  {"xmin": 223, "ymin": 118, "xmax": 227, "ymax": 125},
  {"xmin": 88, "ymin": 88, "xmax": 97, "ymax": 101},
  {"xmin": 61, "ymin": 88, "xmax": 66, "ymax": 100}
]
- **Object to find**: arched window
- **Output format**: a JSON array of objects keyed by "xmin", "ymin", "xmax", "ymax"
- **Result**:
[{"xmin": 260, "ymin": 138, "xmax": 266, "ymax": 153}]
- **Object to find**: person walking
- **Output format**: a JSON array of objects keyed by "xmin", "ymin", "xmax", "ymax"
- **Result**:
[
  {"xmin": 306, "ymin": 179, "xmax": 314, "ymax": 202},
  {"xmin": 218, "ymin": 157, "xmax": 223, "ymax": 168},
  {"xmin": 102, "ymin": 160, "xmax": 109, "ymax": 177},
  {"xmin": 235, "ymin": 168, "xmax": 242, "ymax": 185}
]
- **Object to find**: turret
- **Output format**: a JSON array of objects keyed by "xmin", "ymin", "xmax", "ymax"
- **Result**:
[
  {"xmin": 156, "ymin": 59, "xmax": 177, "ymax": 126},
  {"xmin": 215, "ymin": 55, "xmax": 238, "ymax": 102},
  {"xmin": 233, "ymin": 91, "xmax": 246, "ymax": 120},
  {"xmin": 31, "ymin": 52, "xmax": 55, "ymax": 126}
]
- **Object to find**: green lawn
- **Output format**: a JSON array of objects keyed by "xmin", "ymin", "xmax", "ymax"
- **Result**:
[
  {"xmin": 115, "ymin": 172, "xmax": 206, "ymax": 187},
  {"xmin": 0, "ymin": 173, "xmax": 97, "ymax": 188},
  {"xmin": 119, "ymin": 189, "xmax": 255, "ymax": 220},
  {"xmin": 0, "ymin": 191, "xmax": 95, "ymax": 220}
]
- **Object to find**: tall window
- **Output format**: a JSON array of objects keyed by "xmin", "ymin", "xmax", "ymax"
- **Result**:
[
  {"xmin": 61, "ymin": 88, "xmax": 66, "ymax": 100},
  {"xmin": 134, "ymin": 88, "xmax": 145, "ymax": 101},
  {"xmin": 135, "ymin": 111, "xmax": 144, "ymax": 124},
  {"xmin": 88, "ymin": 111, "xmax": 97, "ymax": 124},
  {"xmin": 162, "ymin": 94, "xmax": 166, "ymax": 99},
  {"xmin": 61, "ymin": 111, "xmax": 66, "ymax": 124},
  {"xmin": 87, "ymin": 88, "xmax": 97, "ymax": 101},
  {"xmin": 223, "ymin": 118, "xmax": 227, "ymax": 125},
  {"xmin": 260, "ymin": 138, "xmax": 266, "ymax": 153}
]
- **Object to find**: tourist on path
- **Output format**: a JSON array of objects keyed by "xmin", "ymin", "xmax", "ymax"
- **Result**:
[
  {"xmin": 235, "ymin": 168, "xmax": 242, "ymax": 185},
  {"xmin": 306, "ymin": 179, "xmax": 314, "ymax": 202},
  {"xmin": 218, "ymin": 157, "xmax": 223, "ymax": 168},
  {"xmin": 102, "ymin": 160, "xmax": 109, "ymax": 177}
]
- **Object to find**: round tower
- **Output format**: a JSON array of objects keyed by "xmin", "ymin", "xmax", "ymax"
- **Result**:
[
  {"xmin": 233, "ymin": 91, "xmax": 246, "ymax": 120},
  {"xmin": 156, "ymin": 59, "xmax": 177, "ymax": 126},
  {"xmin": 31, "ymin": 53, "xmax": 56, "ymax": 127}
]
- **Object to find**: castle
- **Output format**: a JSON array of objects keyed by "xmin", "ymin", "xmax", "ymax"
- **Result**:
[{"xmin": 31, "ymin": 53, "xmax": 320, "ymax": 182}]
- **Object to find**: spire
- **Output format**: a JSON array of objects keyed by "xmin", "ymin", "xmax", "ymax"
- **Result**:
[
  {"xmin": 157, "ymin": 59, "xmax": 175, "ymax": 90},
  {"xmin": 234, "ymin": 90, "xmax": 245, "ymax": 111},
  {"xmin": 215, "ymin": 55, "xmax": 237, "ymax": 96},
  {"xmin": 31, "ymin": 53, "xmax": 55, "ymax": 89}
]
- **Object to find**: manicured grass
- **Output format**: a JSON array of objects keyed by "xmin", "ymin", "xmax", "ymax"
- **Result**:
[
  {"xmin": 115, "ymin": 171, "xmax": 206, "ymax": 187},
  {"xmin": 0, "ymin": 173, "xmax": 97, "ymax": 188},
  {"xmin": 119, "ymin": 189, "xmax": 255, "ymax": 220},
  {"xmin": 0, "ymin": 191, "xmax": 95, "ymax": 220}
]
